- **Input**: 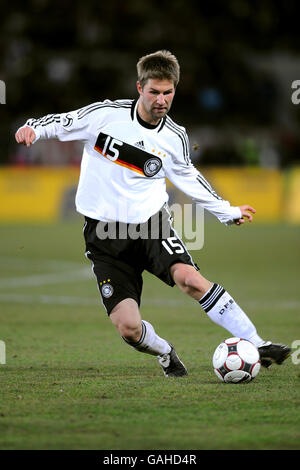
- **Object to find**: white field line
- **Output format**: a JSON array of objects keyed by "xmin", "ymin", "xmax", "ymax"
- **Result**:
[
  {"xmin": 0, "ymin": 256, "xmax": 92, "ymax": 288},
  {"xmin": 0, "ymin": 257, "xmax": 299, "ymax": 310},
  {"xmin": 0, "ymin": 268, "xmax": 92, "ymax": 289},
  {"xmin": 0, "ymin": 292, "xmax": 299, "ymax": 310},
  {"xmin": 0, "ymin": 256, "xmax": 84, "ymax": 270},
  {"xmin": 0, "ymin": 293, "xmax": 185, "ymax": 307},
  {"xmin": 0, "ymin": 293, "xmax": 100, "ymax": 306}
]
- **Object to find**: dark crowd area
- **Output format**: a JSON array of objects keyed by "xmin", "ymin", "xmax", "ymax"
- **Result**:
[{"xmin": 1, "ymin": 0, "xmax": 300, "ymax": 167}]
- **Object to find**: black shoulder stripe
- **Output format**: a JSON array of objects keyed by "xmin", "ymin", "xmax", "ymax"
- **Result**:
[
  {"xmin": 78, "ymin": 103, "xmax": 132, "ymax": 119},
  {"xmin": 166, "ymin": 117, "xmax": 185, "ymax": 134},
  {"xmin": 165, "ymin": 117, "xmax": 190, "ymax": 156},
  {"xmin": 165, "ymin": 118, "xmax": 187, "ymax": 142},
  {"xmin": 77, "ymin": 100, "xmax": 132, "ymax": 116},
  {"xmin": 165, "ymin": 121, "xmax": 190, "ymax": 163},
  {"xmin": 115, "ymin": 99, "xmax": 134, "ymax": 106},
  {"xmin": 78, "ymin": 101, "xmax": 132, "ymax": 120},
  {"xmin": 78, "ymin": 103, "xmax": 132, "ymax": 120},
  {"xmin": 77, "ymin": 102, "xmax": 102, "ymax": 117}
]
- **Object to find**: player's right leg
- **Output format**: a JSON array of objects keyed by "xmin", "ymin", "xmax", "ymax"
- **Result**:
[
  {"xmin": 83, "ymin": 216, "xmax": 187, "ymax": 377},
  {"xmin": 109, "ymin": 298, "xmax": 143, "ymax": 344}
]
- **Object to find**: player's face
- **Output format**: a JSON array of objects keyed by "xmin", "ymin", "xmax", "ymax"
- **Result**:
[{"xmin": 137, "ymin": 78, "xmax": 175, "ymax": 125}]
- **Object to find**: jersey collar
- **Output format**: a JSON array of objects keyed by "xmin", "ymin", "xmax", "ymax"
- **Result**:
[{"xmin": 131, "ymin": 100, "xmax": 166, "ymax": 133}]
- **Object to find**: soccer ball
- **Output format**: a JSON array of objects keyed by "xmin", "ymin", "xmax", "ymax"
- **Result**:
[{"xmin": 212, "ymin": 337, "xmax": 261, "ymax": 383}]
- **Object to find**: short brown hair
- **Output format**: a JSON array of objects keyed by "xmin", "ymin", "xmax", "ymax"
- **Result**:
[{"xmin": 137, "ymin": 50, "xmax": 180, "ymax": 88}]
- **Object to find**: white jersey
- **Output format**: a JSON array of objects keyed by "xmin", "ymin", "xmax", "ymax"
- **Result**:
[{"xmin": 22, "ymin": 99, "xmax": 242, "ymax": 224}]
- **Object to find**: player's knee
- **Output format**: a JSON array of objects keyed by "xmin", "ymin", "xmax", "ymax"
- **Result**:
[
  {"xmin": 118, "ymin": 322, "xmax": 142, "ymax": 342},
  {"xmin": 171, "ymin": 264, "xmax": 189, "ymax": 286},
  {"xmin": 171, "ymin": 264, "xmax": 211, "ymax": 296},
  {"xmin": 172, "ymin": 264, "xmax": 198, "ymax": 289},
  {"xmin": 185, "ymin": 272, "xmax": 212, "ymax": 296},
  {"xmin": 183, "ymin": 274, "xmax": 204, "ymax": 295}
]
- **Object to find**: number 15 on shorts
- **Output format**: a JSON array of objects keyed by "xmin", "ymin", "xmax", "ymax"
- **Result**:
[{"xmin": 162, "ymin": 236, "xmax": 185, "ymax": 255}]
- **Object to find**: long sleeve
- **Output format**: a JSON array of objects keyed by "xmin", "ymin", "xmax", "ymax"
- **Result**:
[
  {"xmin": 18, "ymin": 102, "xmax": 104, "ymax": 144},
  {"xmin": 164, "ymin": 131, "xmax": 242, "ymax": 225}
]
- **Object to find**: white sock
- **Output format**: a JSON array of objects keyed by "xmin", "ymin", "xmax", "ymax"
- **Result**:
[
  {"xmin": 199, "ymin": 283, "xmax": 264, "ymax": 347},
  {"xmin": 122, "ymin": 320, "xmax": 171, "ymax": 356}
]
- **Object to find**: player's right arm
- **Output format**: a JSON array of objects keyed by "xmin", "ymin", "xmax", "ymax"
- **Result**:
[
  {"xmin": 15, "ymin": 103, "xmax": 102, "ymax": 146},
  {"xmin": 15, "ymin": 126, "xmax": 36, "ymax": 147}
]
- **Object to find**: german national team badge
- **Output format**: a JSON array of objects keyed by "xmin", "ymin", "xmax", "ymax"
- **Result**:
[
  {"xmin": 100, "ymin": 280, "xmax": 114, "ymax": 298},
  {"xmin": 143, "ymin": 157, "xmax": 162, "ymax": 177}
]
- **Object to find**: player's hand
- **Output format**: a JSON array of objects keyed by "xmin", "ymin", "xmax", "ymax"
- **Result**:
[
  {"xmin": 15, "ymin": 126, "xmax": 36, "ymax": 147},
  {"xmin": 235, "ymin": 205, "xmax": 256, "ymax": 225}
]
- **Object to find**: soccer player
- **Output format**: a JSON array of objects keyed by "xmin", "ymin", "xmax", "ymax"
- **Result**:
[{"xmin": 15, "ymin": 50, "xmax": 291, "ymax": 376}]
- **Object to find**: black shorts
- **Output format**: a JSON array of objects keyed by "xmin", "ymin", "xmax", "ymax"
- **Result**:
[{"xmin": 83, "ymin": 205, "xmax": 198, "ymax": 315}]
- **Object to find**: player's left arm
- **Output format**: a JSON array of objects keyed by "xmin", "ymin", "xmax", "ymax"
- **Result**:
[
  {"xmin": 164, "ymin": 130, "xmax": 256, "ymax": 226},
  {"xmin": 234, "ymin": 205, "xmax": 256, "ymax": 225}
]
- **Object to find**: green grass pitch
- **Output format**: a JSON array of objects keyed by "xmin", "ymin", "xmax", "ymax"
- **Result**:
[{"xmin": 0, "ymin": 219, "xmax": 299, "ymax": 450}]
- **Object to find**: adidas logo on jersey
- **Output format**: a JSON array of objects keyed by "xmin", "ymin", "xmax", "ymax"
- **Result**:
[{"xmin": 134, "ymin": 140, "xmax": 145, "ymax": 150}]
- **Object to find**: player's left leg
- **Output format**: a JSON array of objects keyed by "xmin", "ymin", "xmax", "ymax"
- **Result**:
[
  {"xmin": 170, "ymin": 263, "xmax": 291, "ymax": 367},
  {"xmin": 171, "ymin": 262, "xmax": 263, "ymax": 346}
]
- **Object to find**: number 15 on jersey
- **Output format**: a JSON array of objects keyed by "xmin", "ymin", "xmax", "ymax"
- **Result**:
[{"xmin": 162, "ymin": 236, "xmax": 185, "ymax": 255}]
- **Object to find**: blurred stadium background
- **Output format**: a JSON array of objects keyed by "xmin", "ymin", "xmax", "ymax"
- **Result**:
[
  {"xmin": 1, "ymin": 0, "xmax": 300, "ymax": 224},
  {"xmin": 1, "ymin": 1, "xmax": 300, "ymax": 451}
]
